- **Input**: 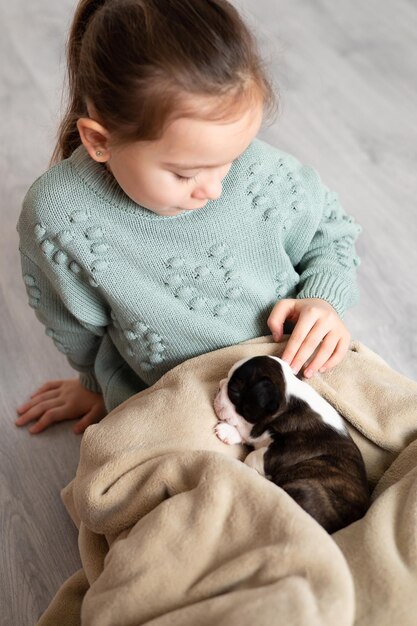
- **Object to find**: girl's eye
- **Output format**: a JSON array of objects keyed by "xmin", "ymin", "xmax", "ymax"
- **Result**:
[{"xmin": 175, "ymin": 174, "xmax": 198, "ymax": 183}]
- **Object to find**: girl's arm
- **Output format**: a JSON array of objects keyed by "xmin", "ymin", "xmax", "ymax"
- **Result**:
[
  {"xmin": 293, "ymin": 186, "xmax": 361, "ymax": 317},
  {"xmin": 16, "ymin": 252, "xmax": 108, "ymax": 433},
  {"xmin": 268, "ymin": 175, "xmax": 361, "ymax": 377}
]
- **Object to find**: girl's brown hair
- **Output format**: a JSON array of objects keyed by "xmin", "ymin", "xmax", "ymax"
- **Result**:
[{"xmin": 51, "ymin": 0, "xmax": 277, "ymax": 164}]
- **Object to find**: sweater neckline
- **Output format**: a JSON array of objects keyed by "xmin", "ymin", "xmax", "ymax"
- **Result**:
[{"xmin": 68, "ymin": 144, "xmax": 241, "ymax": 222}]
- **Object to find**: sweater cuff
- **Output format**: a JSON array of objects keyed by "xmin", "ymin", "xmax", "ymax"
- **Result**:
[
  {"xmin": 79, "ymin": 371, "xmax": 102, "ymax": 394},
  {"xmin": 296, "ymin": 272, "xmax": 359, "ymax": 318}
]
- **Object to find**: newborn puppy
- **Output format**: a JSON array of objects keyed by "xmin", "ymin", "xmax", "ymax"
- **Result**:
[{"xmin": 214, "ymin": 355, "xmax": 370, "ymax": 533}]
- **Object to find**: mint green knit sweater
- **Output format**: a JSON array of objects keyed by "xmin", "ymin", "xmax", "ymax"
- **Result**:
[{"xmin": 18, "ymin": 139, "xmax": 361, "ymax": 411}]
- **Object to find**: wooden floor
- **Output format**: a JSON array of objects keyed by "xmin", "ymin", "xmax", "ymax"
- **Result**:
[{"xmin": 1, "ymin": 0, "xmax": 416, "ymax": 623}]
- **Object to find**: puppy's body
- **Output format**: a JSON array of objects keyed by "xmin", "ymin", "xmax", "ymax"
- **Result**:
[{"xmin": 214, "ymin": 356, "xmax": 369, "ymax": 533}]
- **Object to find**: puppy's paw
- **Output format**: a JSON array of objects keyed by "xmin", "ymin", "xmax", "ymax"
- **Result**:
[{"xmin": 215, "ymin": 422, "xmax": 242, "ymax": 445}]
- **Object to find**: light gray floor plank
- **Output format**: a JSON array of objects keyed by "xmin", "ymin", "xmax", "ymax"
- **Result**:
[{"xmin": 1, "ymin": 1, "xmax": 416, "ymax": 623}]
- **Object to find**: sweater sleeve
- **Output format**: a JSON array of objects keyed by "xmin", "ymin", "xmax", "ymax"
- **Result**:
[
  {"xmin": 19, "ymin": 251, "xmax": 106, "ymax": 393},
  {"xmin": 289, "ymin": 178, "xmax": 362, "ymax": 318}
]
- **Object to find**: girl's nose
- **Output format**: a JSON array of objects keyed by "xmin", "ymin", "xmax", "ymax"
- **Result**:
[{"xmin": 192, "ymin": 174, "xmax": 223, "ymax": 201}]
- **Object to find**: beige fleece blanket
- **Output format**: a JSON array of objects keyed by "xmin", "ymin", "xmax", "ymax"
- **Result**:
[{"xmin": 37, "ymin": 337, "xmax": 417, "ymax": 626}]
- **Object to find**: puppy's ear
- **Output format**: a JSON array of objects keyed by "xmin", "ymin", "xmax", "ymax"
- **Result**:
[{"xmin": 248, "ymin": 378, "xmax": 281, "ymax": 414}]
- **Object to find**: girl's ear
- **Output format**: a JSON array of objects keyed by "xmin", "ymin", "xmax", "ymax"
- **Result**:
[{"xmin": 76, "ymin": 117, "xmax": 111, "ymax": 163}]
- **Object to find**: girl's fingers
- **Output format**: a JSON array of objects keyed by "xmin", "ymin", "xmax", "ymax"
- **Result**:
[
  {"xmin": 30, "ymin": 380, "xmax": 63, "ymax": 399},
  {"xmin": 318, "ymin": 337, "xmax": 350, "ymax": 373},
  {"xmin": 17, "ymin": 390, "xmax": 61, "ymax": 414},
  {"xmin": 267, "ymin": 300, "xmax": 297, "ymax": 342},
  {"xmin": 281, "ymin": 313, "xmax": 317, "ymax": 371},
  {"xmin": 28, "ymin": 407, "xmax": 68, "ymax": 434},
  {"xmin": 284, "ymin": 319, "xmax": 331, "ymax": 374},
  {"xmin": 303, "ymin": 332, "xmax": 340, "ymax": 378},
  {"xmin": 15, "ymin": 399, "xmax": 64, "ymax": 426},
  {"xmin": 73, "ymin": 407, "xmax": 104, "ymax": 435}
]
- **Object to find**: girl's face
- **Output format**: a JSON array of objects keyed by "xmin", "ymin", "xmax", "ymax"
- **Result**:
[{"xmin": 104, "ymin": 101, "xmax": 264, "ymax": 217}]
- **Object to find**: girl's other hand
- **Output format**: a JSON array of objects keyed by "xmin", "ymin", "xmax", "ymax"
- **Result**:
[
  {"xmin": 16, "ymin": 379, "xmax": 106, "ymax": 435},
  {"xmin": 267, "ymin": 298, "xmax": 350, "ymax": 378}
]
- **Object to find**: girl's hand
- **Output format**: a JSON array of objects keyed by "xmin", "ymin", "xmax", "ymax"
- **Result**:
[
  {"xmin": 16, "ymin": 379, "xmax": 106, "ymax": 435},
  {"xmin": 267, "ymin": 298, "xmax": 350, "ymax": 378}
]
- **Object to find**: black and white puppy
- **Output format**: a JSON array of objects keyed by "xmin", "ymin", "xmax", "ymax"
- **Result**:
[{"xmin": 214, "ymin": 355, "xmax": 369, "ymax": 533}]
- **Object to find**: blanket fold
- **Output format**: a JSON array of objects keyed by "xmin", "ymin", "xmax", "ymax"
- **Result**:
[
  {"xmin": 79, "ymin": 452, "xmax": 354, "ymax": 626},
  {"xmin": 37, "ymin": 337, "xmax": 417, "ymax": 626}
]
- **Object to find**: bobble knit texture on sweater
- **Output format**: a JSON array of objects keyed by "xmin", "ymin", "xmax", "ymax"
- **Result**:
[{"xmin": 17, "ymin": 139, "xmax": 361, "ymax": 411}]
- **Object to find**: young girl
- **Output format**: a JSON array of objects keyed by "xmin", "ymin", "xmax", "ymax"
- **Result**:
[{"xmin": 16, "ymin": 0, "xmax": 361, "ymax": 435}]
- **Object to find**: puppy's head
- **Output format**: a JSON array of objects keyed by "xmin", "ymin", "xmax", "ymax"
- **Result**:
[
  {"xmin": 214, "ymin": 356, "xmax": 290, "ymax": 436},
  {"xmin": 227, "ymin": 356, "xmax": 287, "ymax": 425}
]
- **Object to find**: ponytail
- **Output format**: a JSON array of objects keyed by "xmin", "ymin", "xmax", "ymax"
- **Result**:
[{"xmin": 50, "ymin": 0, "xmax": 106, "ymax": 164}]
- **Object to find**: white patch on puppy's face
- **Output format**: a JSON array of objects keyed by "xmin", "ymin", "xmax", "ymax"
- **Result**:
[
  {"xmin": 213, "ymin": 357, "xmax": 252, "ymax": 426},
  {"xmin": 214, "ymin": 357, "xmax": 272, "ymax": 445},
  {"xmin": 213, "ymin": 377, "xmax": 238, "ymax": 426}
]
